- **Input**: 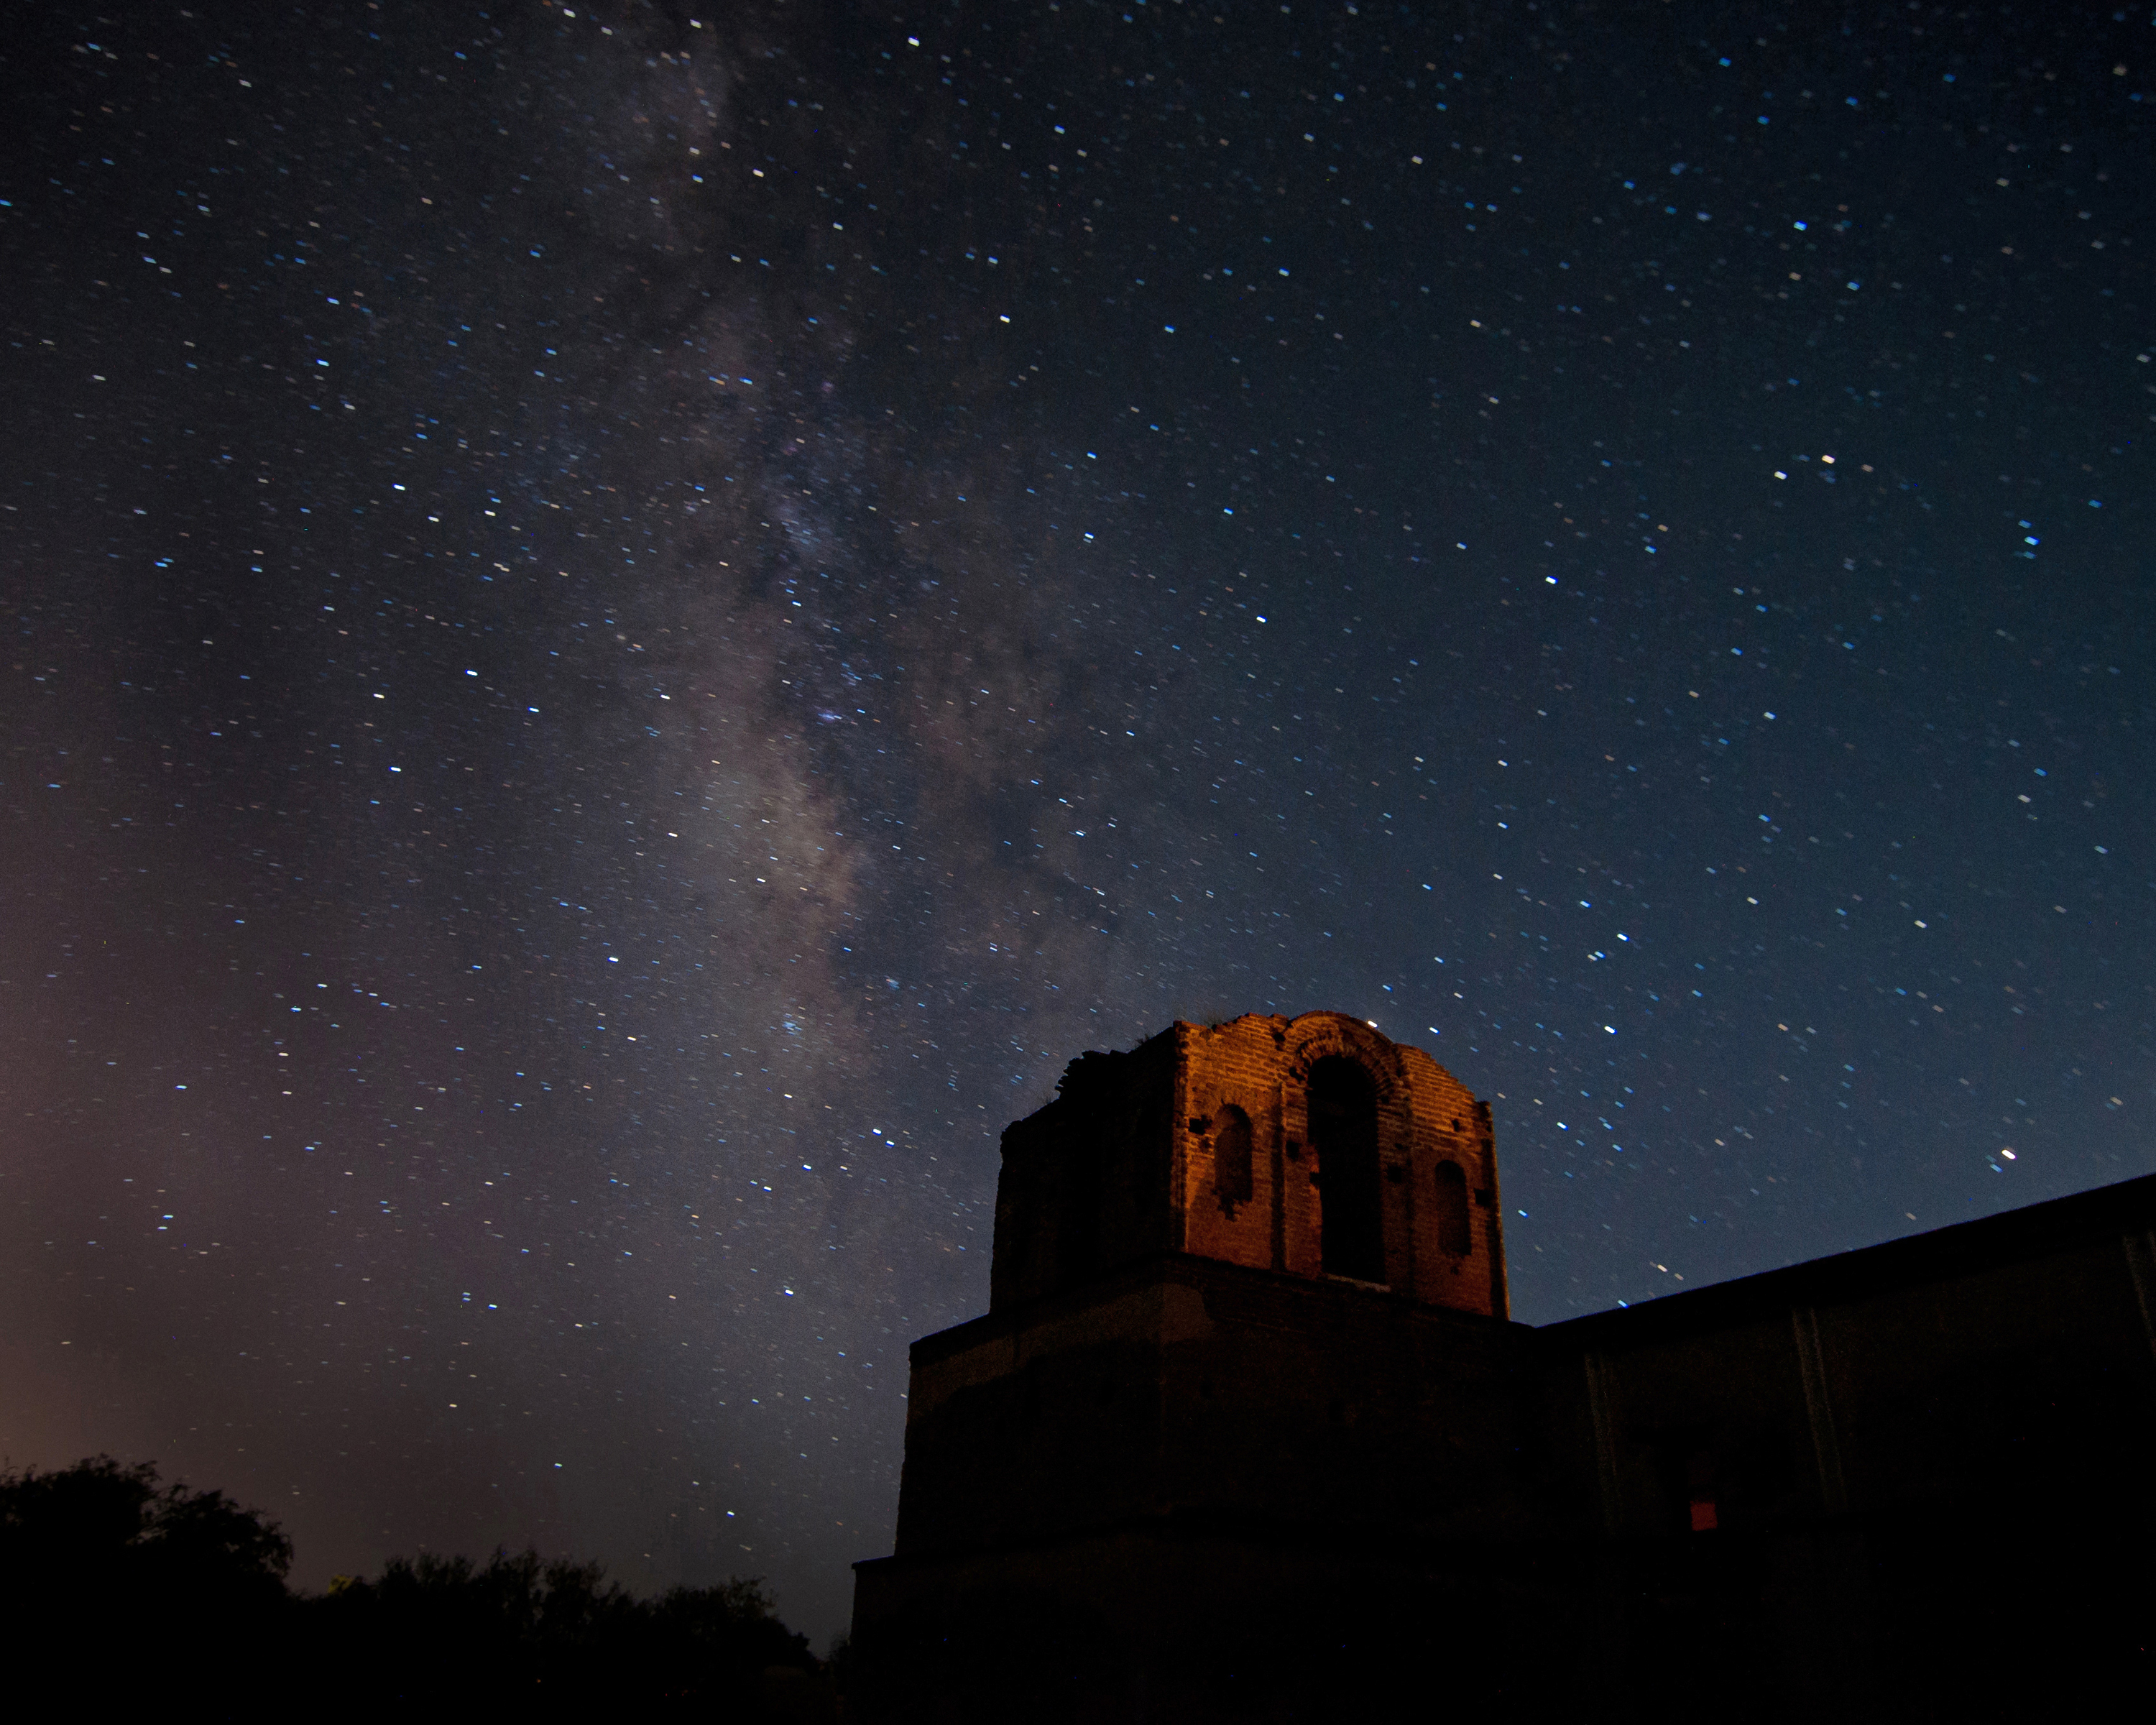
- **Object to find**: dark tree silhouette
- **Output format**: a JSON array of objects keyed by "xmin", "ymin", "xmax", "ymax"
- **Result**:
[
  {"xmin": 307, "ymin": 1547, "xmax": 816, "ymax": 1714},
  {"xmin": 1, "ymin": 1455, "xmax": 295, "ymax": 1708},
  {"xmin": 1, "ymin": 1458, "xmax": 823, "ymax": 1719},
  {"xmin": 0, "ymin": 1452, "xmax": 293, "ymax": 1601}
]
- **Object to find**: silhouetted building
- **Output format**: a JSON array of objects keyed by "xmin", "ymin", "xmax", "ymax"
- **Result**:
[{"xmin": 852, "ymin": 1014, "xmax": 2156, "ymax": 1721}]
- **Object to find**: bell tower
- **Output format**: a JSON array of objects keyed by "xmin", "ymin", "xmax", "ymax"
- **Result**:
[
  {"xmin": 857, "ymin": 1013, "xmax": 1523, "ymax": 1627},
  {"xmin": 989, "ymin": 1011, "xmax": 1506, "ymax": 1317}
]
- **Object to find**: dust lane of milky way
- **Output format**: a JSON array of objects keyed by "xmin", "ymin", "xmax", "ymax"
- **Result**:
[{"xmin": 3, "ymin": 2, "xmax": 2150, "ymax": 1644}]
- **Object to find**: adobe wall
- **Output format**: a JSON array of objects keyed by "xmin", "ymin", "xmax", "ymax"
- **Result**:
[{"xmin": 1534, "ymin": 1181, "xmax": 2156, "ymax": 1540}]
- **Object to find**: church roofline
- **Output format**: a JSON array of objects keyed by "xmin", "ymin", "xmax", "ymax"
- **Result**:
[{"xmin": 1539, "ymin": 1169, "xmax": 2156, "ymax": 1349}]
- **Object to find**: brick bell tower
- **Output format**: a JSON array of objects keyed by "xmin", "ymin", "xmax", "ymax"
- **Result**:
[
  {"xmin": 852, "ymin": 1013, "xmax": 1527, "ymax": 1686},
  {"xmin": 990, "ymin": 1010, "xmax": 1506, "ymax": 1317}
]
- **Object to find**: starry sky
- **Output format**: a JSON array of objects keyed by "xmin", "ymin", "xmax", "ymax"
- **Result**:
[{"xmin": 4, "ymin": 0, "xmax": 2151, "ymax": 1645}]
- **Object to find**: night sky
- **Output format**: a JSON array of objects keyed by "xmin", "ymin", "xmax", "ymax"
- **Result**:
[{"xmin": 5, "ymin": 0, "xmax": 2151, "ymax": 1644}]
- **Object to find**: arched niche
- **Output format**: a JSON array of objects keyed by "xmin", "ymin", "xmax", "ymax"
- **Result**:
[
  {"xmin": 1308, "ymin": 1055, "xmax": 1382, "ymax": 1282},
  {"xmin": 1432, "ymin": 1159, "xmax": 1471, "ymax": 1258},
  {"xmin": 1213, "ymin": 1104, "xmax": 1255, "ymax": 1217}
]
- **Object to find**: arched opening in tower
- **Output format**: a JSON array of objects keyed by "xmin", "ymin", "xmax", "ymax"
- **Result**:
[
  {"xmin": 1433, "ymin": 1158, "xmax": 1472, "ymax": 1257},
  {"xmin": 1309, "ymin": 1056, "xmax": 1381, "ymax": 1282},
  {"xmin": 1213, "ymin": 1104, "xmax": 1255, "ymax": 1216}
]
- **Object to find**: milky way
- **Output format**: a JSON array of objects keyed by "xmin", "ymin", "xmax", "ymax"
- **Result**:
[{"xmin": 4, "ymin": 3, "xmax": 2152, "ymax": 1641}]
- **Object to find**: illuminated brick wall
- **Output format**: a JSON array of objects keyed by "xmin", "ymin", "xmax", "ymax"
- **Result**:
[{"xmin": 991, "ymin": 1011, "xmax": 1505, "ymax": 1318}]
